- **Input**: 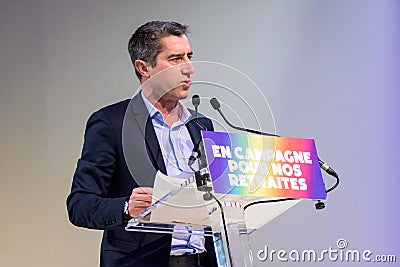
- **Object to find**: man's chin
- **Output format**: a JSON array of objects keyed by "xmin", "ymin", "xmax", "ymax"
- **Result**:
[
  {"xmin": 176, "ymin": 85, "xmax": 190, "ymax": 99},
  {"xmin": 161, "ymin": 85, "xmax": 190, "ymax": 101},
  {"xmin": 178, "ymin": 90, "xmax": 189, "ymax": 100}
]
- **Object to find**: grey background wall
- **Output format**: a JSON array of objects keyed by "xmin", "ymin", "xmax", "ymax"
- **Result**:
[{"xmin": 0, "ymin": 0, "xmax": 399, "ymax": 266}]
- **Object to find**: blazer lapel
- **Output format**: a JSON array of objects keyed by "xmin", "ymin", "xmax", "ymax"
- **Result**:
[
  {"xmin": 185, "ymin": 118, "xmax": 202, "ymax": 147},
  {"xmin": 130, "ymin": 93, "xmax": 167, "ymax": 175},
  {"xmin": 128, "ymin": 95, "xmax": 209, "ymax": 177},
  {"xmin": 185, "ymin": 109, "xmax": 212, "ymax": 146}
]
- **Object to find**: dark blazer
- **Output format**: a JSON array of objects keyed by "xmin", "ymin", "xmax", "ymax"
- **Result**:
[{"xmin": 67, "ymin": 93, "xmax": 217, "ymax": 267}]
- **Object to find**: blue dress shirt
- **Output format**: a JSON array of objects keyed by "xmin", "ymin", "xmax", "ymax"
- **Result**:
[{"xmin": 141, "ymin": 92, "xmax": 205, "ymax": 255}]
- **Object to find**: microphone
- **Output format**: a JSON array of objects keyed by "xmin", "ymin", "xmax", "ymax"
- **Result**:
[
  {"xmin": 188, "ymin": 95, "xmax": 207, "ymax": 168},
  {"xmin": 319, "ymin": 160, "xmax": 339, "ymax": 180},
  {"xmin": 192, "ymin": 94, "xmax": 207, "ymax": 131},
  {"xmin": 209, "ymin": 97, "xmax": 338, "ymax": 179},
  {"xmin": 188, "ymin": 141, "xmax": 200, "ymax": 168},
  {"xmin": 192, "ymin": 94, "xmax": 200, "ymax": 107},
  {"xmin": 189, "ymin": 95, "xmax": 212, "ymax": 191},
  {"xmin": 210, "ymin": 98, "xmax": 277, "ymax": 136}
]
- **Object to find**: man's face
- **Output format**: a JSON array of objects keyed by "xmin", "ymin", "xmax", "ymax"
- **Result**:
[{"xmin": 145, "ymin": 34, "xmax": 195, "ymax": 102}]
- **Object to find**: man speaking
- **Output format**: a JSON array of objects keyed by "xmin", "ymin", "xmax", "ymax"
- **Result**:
[{"xmin": 67, "ymin": 21, "xmax": 218, "ymax": 267}]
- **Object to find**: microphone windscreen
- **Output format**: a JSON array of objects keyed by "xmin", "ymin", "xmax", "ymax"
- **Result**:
[
  {"xmin": 210, "ymin": 98, "xmax": 221, "ymax": 110},
  {"xmin": 192, "ymin": 94, "xmax": 200, "ymax": 106}
]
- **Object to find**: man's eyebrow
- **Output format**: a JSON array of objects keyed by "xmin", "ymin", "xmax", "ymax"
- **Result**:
[{"xmin": 167, "ymin": 51, "xmax": 194, "ymax": 59}]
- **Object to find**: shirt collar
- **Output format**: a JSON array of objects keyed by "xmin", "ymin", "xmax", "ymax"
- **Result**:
[{"xmin": 141, "ymin": 91, "xmax": 192, "ymax": 124}]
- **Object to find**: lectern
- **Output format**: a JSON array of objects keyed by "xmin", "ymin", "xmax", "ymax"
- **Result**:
[
  {"xmin": 126, "ymin": 132, "xmax": 327, "ymax": 267},
  {"xmin": 126, "ymin": 171, "xmax": 301, "ymax": 267}
]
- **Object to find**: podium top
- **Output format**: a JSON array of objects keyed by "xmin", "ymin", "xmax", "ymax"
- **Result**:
[{"xmin": 126, "ymin": 171, "xmax": 302, "ymax": 232}]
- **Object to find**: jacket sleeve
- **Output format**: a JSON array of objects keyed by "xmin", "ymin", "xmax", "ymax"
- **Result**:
[{"xmin": 66, "ymin": 110, "xmax": 126, "ymax": 230}]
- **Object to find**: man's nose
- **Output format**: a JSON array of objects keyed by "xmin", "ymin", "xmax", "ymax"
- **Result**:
[{"xmin": 181, "ymin": 59, "xmax": 195, "ymax": 76}]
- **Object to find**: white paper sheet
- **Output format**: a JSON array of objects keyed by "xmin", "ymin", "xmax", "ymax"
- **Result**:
[
  {"xmin": 150, "ymin": 171, "xmax": 215, "ymax": 226},
  {"xmin": 149, "ymin": 171, "xmax": 302, "ymax": 230}
]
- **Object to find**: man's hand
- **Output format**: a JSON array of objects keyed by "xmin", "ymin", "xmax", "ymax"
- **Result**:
[{"xmin": 128, "ymin": 187, "xmax": 153, "ymax": 217}]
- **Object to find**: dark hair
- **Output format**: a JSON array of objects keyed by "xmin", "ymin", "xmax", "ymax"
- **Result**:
[{"xmin": 128, "ymin": 21, "xmax": 189, "ymax": 81}]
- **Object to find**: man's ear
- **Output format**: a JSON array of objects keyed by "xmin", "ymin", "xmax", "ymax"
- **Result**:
[{"xmin": 134, "ymin": 60, "xmax": 150, "ymax": 78}]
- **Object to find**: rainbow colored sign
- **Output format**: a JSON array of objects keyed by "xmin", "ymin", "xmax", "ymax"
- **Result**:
[{"xmin": 201, "ymin": 131, "xmax": 327, "ymax": 200}]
